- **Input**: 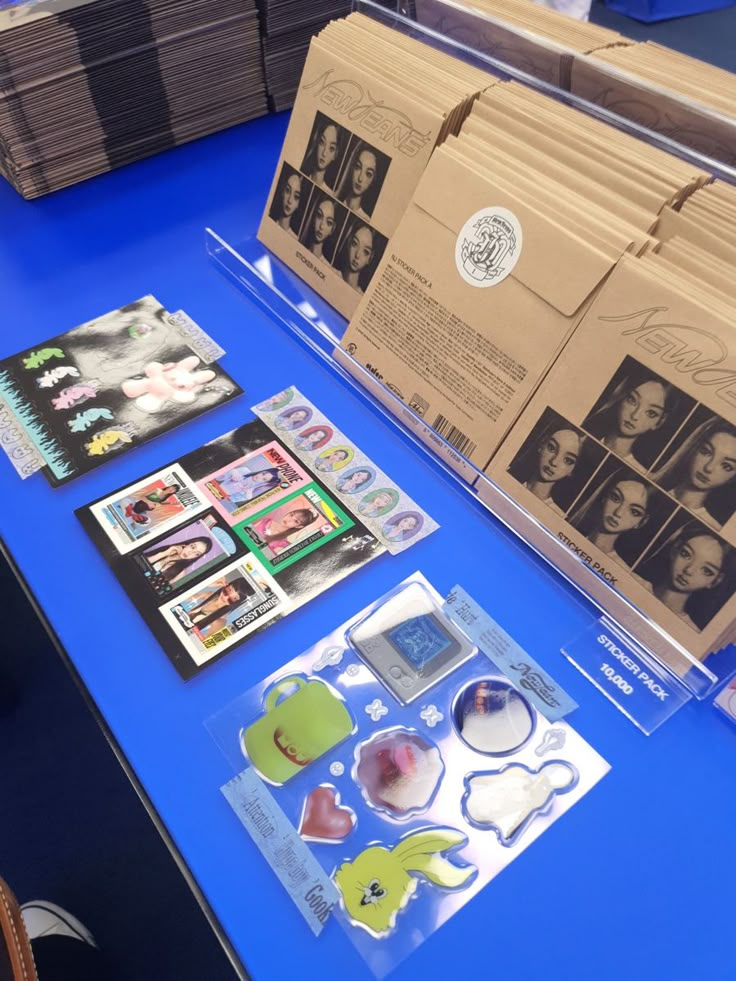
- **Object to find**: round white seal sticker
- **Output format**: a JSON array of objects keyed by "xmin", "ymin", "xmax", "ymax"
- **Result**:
[{"xmin": 455, "ymin": 207, "xmax": 523, "ymax": 287}]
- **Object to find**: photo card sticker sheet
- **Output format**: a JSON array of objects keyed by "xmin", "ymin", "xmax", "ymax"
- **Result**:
[
  {"xmin": 0, "ymin": 295, "xmax": 242, "ymax": 485},
  {"xmin": 209, "ymin": 573, "xmax": 609, "ymax": 978},
  {"xmin": 253, "ymin": 386, "xmax": 439, "ymax": 554},
  {"xmin": 77, "ymin": 389, "xmax": 438, "ymax": 679}
]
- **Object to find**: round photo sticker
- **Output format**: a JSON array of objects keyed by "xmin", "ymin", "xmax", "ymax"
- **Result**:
[
  {"xmin": 455, "ymin": 207, "xmax": 522, "ymax": 288},
  {"xmin": 358, "ymin": 488, "xmax": 399, "ymax": 518},
  {"xmin": 256, "ymin": 388, "xmax": 294, "ymax": 412},
  {"xmin": 295, "ymin": 425, "xmax": 333, "ymax": 451},
  {"xmin": 336, "ymin": 466, "xmax": 376, "ymax": 495},
  {"xmin": 382, "ymin": 510, "xmax": 424, "ymax": 543},
  {"xmin": 274, "ymin": 405, "xmax": 313, "ymax": 431},
  {"xmin": 315, "ymin": 445, "xmax": 354, "ymax": 473}
]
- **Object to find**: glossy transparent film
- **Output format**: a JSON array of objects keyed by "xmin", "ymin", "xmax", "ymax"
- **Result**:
[{"xmin": 358, "ymin": 0, "xmax": 736, "ymax": 179}]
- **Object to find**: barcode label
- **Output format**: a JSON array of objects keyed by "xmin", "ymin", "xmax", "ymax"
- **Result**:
[{"xmin": 431, "ymin": 414, "xmax": 477, "ymax": 458}]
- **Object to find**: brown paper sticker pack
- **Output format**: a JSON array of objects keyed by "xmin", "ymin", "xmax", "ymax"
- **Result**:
[
  {"xmin": 485, "ymin": 233, "xmax": 736, "ymax": 664},
  {"xmin": 256, "ymin": 12, "xmax": 498, "ymax": 319},
  {"xmin": 338, "ymin": 80, "xmax": 708, "ymax": 474}
]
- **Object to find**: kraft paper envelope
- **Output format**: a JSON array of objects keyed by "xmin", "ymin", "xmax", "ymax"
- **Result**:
[
  {"xmin": 570, "ymin": 54, "xmax": 736, "ymax": 170},
  {"xmin": 414, "ymin": 0, "xmax": 570, "ymax": 88},
  {"xmin": 339, "ymin": 144, "xmax": 630, "ymax": 471},
  {"xmin": 485, "ymin": 253, "xmax": 736, "ymax": 664}
]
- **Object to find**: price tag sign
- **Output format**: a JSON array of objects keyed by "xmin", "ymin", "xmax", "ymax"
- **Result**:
[{"xmin": 562, "ymin": 618, "xmax": 691, "ymax": 734}]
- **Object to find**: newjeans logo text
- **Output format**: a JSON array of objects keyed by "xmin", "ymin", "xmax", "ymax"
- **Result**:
[
  {"xmin": 599, "ymin": 306, "xmax": 736, "ymax": 409},
  {"xmin": 303, "ymin": 69, "xmax": 431, "ymax": 157}
]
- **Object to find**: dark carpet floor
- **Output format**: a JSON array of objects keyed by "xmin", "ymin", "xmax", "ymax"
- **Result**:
[
  {"xmin": 1, "ymin": 4, "xmax": 732, "ymax": 979},
  {"xmin": 0, "ymin": 556, "xmax": 236, "ymax": 981}
]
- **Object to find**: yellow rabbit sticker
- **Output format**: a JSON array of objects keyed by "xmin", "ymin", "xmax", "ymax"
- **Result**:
[{"xmin": 333, "ymin": 827, "xmax": 476, "ymax": 938}]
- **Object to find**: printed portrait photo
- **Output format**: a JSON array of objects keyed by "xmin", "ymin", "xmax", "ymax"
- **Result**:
[
  {"xmin": 274, "ymin": 405, "xmax": 313, "ymax": 432},
  {"xmin": 382, "ymin": 510, "xmax": 424, "ymax": 544},
  {"xmin": 335, "ymin": 136, "xmax": 391, "ymax": 220},
  {"xmin": 268, "ymin": 163, "xmax": 312, "ymax": 238},
  {"xmin": 331, "ymin": 216, "xmax": 388, "ymax": 294},
  {"xmin": 568, "ymin": 457, "xmax": 677, "ymax": 569},
  {"xmin": 336, "ymin": 466, "xmax": 376, "ymax": 495},
  {"xmin": 255, "ymin": 388, "xmax": 294, "ymax": 412},
  {"xmin": 632, "ymin": 513, "xmax": 736, "ymax": 632},
  {"xmin": 300, "ymin": 112, "xmax": 350, "ymax": 191},
  {"xmin": 507, "ymin": 407, "xmax": 607, "ymax": 517},
  {"xmin": 104, "ymin": 473, "xmax": 199, "ymax": 543},
  {"xmin": 137, "ymin": 513, "xmax": 237, "ymax": 593},
  {"xmin": 581, "ymin": 356, "xmax": 696, "ymax": 473},
  {"xmin": 294, "ymin": 425, "xmax": 333, "ymax": 451},
  {"xmin": 298, "ymin": 189, "xmax": 348, "ymax": 265},
  {"xmin": 651, "ymin": 404, "xmax": 736, "ymax": 533},
  {"xmin": 314, "ymin": 445, "xmax": 354, "ymax": 473},
  {"xmin": 241, "ymin": 488, "xmax": 347, "ymax": 566},
  {"xmin": 359, "ymin": 488, "xmax": 399, "ymax": 519}
]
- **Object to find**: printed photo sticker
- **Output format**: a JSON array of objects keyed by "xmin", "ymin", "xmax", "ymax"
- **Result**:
[
  {"xmin": 581, "ymin": 355, "xmax": 697, "ymax": 473},
  {"xmin": 336, "ymin": 466, "xmax": 376, "ymax": 495},
  {"xmin": 300, "ymin": 112, "xmax": 350, "ymax": 192},
  {"xmin": 299, "ymin": 189, "xmax": 348, "ymax": 266},
  {"xmin": 358, "ymin": 488, "xmax": 399, "ymax": 518},
  {"xmin": 650, "ymin": 404, "xmax": 736, "ymax": 532},
  {"xmin": 255, "ymin": 388, "xmax": 294, "ymax": 412},
  {"xmin": 335, "ymin": 136, "xmax": 391, "ymax": 220},
  {"xmin": 633, "ymin": 512, "xmax": 736, "ymax": 632},
  {"xmin": 201, "ymin": 441, "xmax": 311, "ymax": 524},
  {"xmin": 315, "ymin": 445, "xmax": 354, "ymax": 473},
  {"xmin": 161, "ymin": 555, "xmax": 289, "ymax": 665},
  {"xmin": 90, "ymin": 465, "xmax": 207, "ymax": 553},
  {"xmin": 268, "ymin": 163, "xmax": 312, "ymax": 239},
  {"xmin": 382, "ymin": 511, "xmax": 424, "ymax": 544},
  {"xmin": 275, "ymin": 406, "xmax": 314, "ymax": 432},
  {"xmin": 236, "ymin": 484, "xmax": 355, "ymax": 572},
  {"xmin": 331, "ymin": 217, "xmax": 388, "ymax": 295},
  {"xmin": 507, "ymin": 407, "xmax": 608, "ymax": 517},
  {"xmin": 132, "ymin": 512, "xmax": 239, "ymax": 599},
  {"xmin": 567, "ymin": 457, "xmax": 678, "ymax": 571},
  {"xmin": 295, "ymin": 425, "xmax": 333, "ymax": 451}
]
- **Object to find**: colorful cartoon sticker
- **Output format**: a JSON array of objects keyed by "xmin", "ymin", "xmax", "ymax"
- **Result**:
[
  {"xmin": 334, "ymin": 828, "xmax": 476, "ymax": 938},
  {"xmin": 22, "ymin": 348, "xmax": 64, "ymax": 370},
  {"xmin": 298, "ymin": 785, "xmax": 356, "ymax": 843},
  {"xmin": 463, "ymin": 761, "xmax": 578, "ymax": 845}
]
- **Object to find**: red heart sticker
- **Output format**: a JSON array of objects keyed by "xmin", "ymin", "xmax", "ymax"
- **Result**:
[{"xmin": 299, "ymin": 786, "xmax": 355, "ymax": 842}]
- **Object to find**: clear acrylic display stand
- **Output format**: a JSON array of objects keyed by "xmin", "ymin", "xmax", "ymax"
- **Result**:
[{"xmin": 205, "ymin": 0, "xmax": 736, "ymax": 732}]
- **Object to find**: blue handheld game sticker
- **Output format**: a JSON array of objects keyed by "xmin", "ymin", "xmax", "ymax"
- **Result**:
[{"xmin": 389, "ymin": 615, "xmax": 452, "ymax": 670}]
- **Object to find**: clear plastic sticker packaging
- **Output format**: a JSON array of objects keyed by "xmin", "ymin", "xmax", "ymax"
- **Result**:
[{"xmin": 208, "ymin": 573, "xmax": 610, "ymax": 977}]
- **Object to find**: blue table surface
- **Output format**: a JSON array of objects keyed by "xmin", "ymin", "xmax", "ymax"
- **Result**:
[{"xmin": 1, "ymin": 114, "xmax": 734, "ymax": 981}]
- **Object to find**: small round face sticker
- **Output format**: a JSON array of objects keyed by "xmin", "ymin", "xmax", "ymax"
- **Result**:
[
  {"xmin": 359, "ymin": 488, "xmax": 399, "ymax": 518},
  {"xmin": 274, "ymin": 406, "xmax": 313, "ymax": 431},
  {"xmin": 455, "ymin": 208, "xmax": 522, "ymax": 288},
  {"xmin": 336, "ymin": 466, "xmax": 376, "ymax": 495},
  {"xmin": 256, "ymin": 388, "xmax": 294, "ymax": 412},
  {"xmin": 315, "ymin": 446, "xmax": 354, "ymax": 472}
]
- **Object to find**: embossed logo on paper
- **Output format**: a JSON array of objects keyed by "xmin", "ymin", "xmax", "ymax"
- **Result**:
[
  {"xmin": 455, "ymin": 208, "xmax": 522, "ymax": 287},
  {"xmin": 302, "ymin": 69, "xmax": 431, "ymax": 157}
]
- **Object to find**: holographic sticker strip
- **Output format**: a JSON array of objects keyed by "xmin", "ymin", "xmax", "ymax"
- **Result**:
[{"xmin": 252, "ymin": 386, "xmax": 439, "ymax": 555}]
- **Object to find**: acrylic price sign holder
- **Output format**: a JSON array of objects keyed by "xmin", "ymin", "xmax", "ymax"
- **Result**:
[{"xmin": 206, "ymin": 0, "xmax": 736, "ymax": 733}]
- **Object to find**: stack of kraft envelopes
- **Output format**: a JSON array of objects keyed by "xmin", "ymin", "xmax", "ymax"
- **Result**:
[
  {"xmin": 415, "ymin": 0, "xmax": 736, "ymax": 168},
  {"xmin": 258, "ymin": 12, "xmax": 498, "ymax": 319},
  {"xmin": 0, "ymin": 0, "xmax": 266, "ymax": 199},
  {"xmin": 257, "ymin": 0, "xmax": 351, "ymax": 112},
  {"xmin": 338, "ymin": 78, "xmax": 736, "ymax": 670}
]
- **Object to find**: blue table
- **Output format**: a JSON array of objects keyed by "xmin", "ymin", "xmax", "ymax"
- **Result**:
[{"xmin": 1, "ymin": 113, "xmax": 734, "ymax": 981}]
